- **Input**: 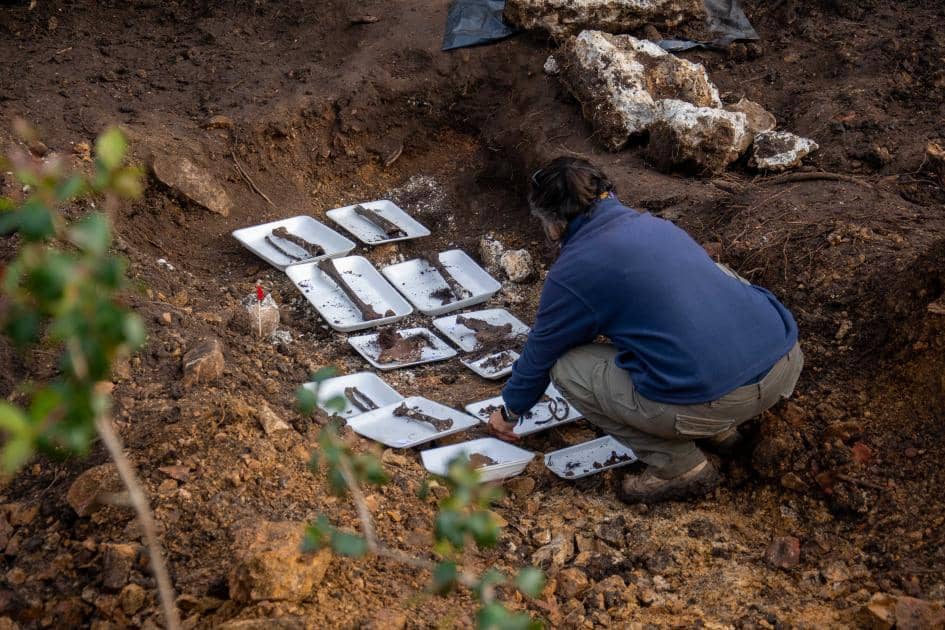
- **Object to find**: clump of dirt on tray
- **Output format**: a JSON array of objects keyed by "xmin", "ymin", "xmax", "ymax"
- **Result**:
[
  {"xmin": 376, "ymin": 329, "xmax": 434, "ymax": 364},
  {"xmin": 457, "ymin": 316, "xmax": 515, "ymax": 350},
  {"xmin": 468, "ymin": 452, "xmax": 497, "ymax": 468},
  {"xmin": 479, "ymin": 350, "xmax": 515, "ymax": 373}
]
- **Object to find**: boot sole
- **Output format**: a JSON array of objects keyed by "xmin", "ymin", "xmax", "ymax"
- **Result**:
[{"xmin": 617, "ymin": 466, "xmax": 721, "ymax": 505}]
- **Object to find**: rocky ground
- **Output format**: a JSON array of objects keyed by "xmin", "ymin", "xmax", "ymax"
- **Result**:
[{"xmin": 1, "ymin": 0, "xmax": 944, "ymax": 628}]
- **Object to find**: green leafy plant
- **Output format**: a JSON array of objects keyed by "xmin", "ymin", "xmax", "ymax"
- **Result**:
[
  {"xmin": 298, "ymin": 371, "xmax": 546, "ymax": 629},
  {"xmin": 0, "ymin": 126, "xmax": 143, "ymax": 469},
  {"xmin": 0, "ymin": 124, "xmax": 180, "ymax": 630}
]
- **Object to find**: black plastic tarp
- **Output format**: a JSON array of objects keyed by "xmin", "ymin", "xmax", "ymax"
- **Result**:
[
  {"xmin": 442, "ymin": 0, "xmax": 757, "ymax": 52},
  {"xmin": 659, "ymin": 0, "xmax": 758, "ymax": 52},
  {"xmin": 442, "ymin": 0, "xmax": 517, "ymax": 51}
]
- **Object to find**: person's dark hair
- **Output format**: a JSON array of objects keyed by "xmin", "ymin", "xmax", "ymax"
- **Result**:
[{"xmin": 528, "ymin": 157, "xmax": 614, "ymax": 224}]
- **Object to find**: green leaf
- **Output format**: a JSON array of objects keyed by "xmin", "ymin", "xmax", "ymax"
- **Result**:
[
  {"xmin": 416, "ymin": 479, "xmax": 430, "ymax": 500},
  {"xmin": 309, "ymin": 366, "xmax": 337, "ymax": 383},
  {"xmin": 354, "ymin": 453, "xmax": 388, "ymax": 486},
  {"xmin": 324, "ymin": 394, "xmax": 346, "ymax": 414},
  {"xmin": 302, "ymin": 516, "xmax": 331, "ymax": 553},
  {"xmin": 434, "ymin": 509, "xmax": 466, "ymax": 548},
  {"xmin": 95, "ymin": 128, "xmax": 127, "ymax": 172},
  {"xmin": 296, "ymin": 385, "xmax": 317, "ymax": 415},
  {"xmin": 55, "ymin": 175, "xmax": 86, "ymax": 202},
  {"xmin": 476, "ymin": 603, "xmax": 538, "ymax": 630},
  {"xmin": 330, "ymin": 530, "xmax": 367, "ymax": 557},
  {"xmin": 326, "ymin": 466, "xmax": 347, "ymax": 496},
  {"xmin": 111, "ymin": 167, "xmax": 143, "ymax": 198},
  {"xmin": 0, "ymin": 402, "xmax": 29, "ymax": 435},
  {"xmin": 69, "ymin": 214, "xmax": 110, "ymax": 256},
  {"xmin": 15, "ymin": 199, "xmax": 56, "ymax": 241},
  {"xmin": 122, "ymin": 313, "xmax": 145, "ymax": 349},
  {"xmin": 429, "ymin": 560, "xmax": 457, "ymax": 595},
  {"xmin": 2, "ymin": 435, "xmax": 34, "ymax": 474},
  {"xmin": 514, "ymin": 567, "xmax": 545, "ymax": 599},
  {"xmin": 467, "ymin": 511, "xmax": 500, "ymax": 548},
  {"xmin": 3, "ymin": 307, "xmax": 41, "ymax": 347}
]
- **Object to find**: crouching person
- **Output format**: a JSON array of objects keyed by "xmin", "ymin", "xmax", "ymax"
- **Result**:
[{"xmin": 488, "ymin": 157, "xmax": 802, "ymax": 504}]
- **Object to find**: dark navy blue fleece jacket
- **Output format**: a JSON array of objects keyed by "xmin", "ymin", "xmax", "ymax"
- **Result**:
[{"xmin": 501, "ymin": 197, "xmax": 798, "ymax": 415}]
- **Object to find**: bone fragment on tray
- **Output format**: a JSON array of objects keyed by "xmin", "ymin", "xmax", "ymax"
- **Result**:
[
  {"xmin": 344, "ymin": 386, "xmax": 379, "ymax": 412},
  {"xmin": 419, "ymin": 254, "xmax": 471, "ymax": 302},
  {"xmin": 376, "ymin": 329, "xmax": 434, "ymax": 364},
  {"xmin": 267, "ymin": 226, "xmax": 325, "ymax": 260},
  {"xmin": 316, "ymin": 258, "xmax": 392, "ymax": 321},
  {"xmin": 392, "ymin": 403, "xmax": 453, "ymax": 432},
  {"xmin": 354, "ymin": 204, "xmax": 407, "ymax": 239}
]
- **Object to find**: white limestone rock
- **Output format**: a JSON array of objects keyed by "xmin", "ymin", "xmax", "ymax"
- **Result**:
[
  {"xmin": 505, "ymin": 0, "xmax": 703, "ymax": 37},
  {"xmin": 557, "ymin": 31, "xmax": 721, "ymax": 150},
  {"xmin": 646, "ymin": 99, "xmax": 752, "ymax": 175},
  {"xmin": 750, "ymin": 131, "xmax": 819, "ymax": 172}
]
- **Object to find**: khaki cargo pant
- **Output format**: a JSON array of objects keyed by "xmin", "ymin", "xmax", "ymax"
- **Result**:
[{"xmin": 551, "ymin": 342, "xmax": 803, "ymax": 479}]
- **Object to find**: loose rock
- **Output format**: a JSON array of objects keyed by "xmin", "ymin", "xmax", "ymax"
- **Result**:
[
  {"xmin": 531, "ymin": 531, "xmax": 574, "ymax": 568},
  {"xmin": 182, "ymin": 338, "xmax": 225, "ymax": 386},
  {"xmin": 500, "ymin": 249, "xmax": 535, "ymax": 283},
  {"xmin": 118, "ymin": 583, "xmax": 147, "ymax": 615},
  {"xmin": 646, "ymin": 99, "xmax": 751, "ymax": 175},
  {"xmin": 764, "ymin": 536, "xmax": 801, "ymax": 569},
  {"xmin": 556, "ymin": 31, "xmax": 721, "ymax": 150},
  {"xmin": 504, "ymin": 0, "xmax": 703, "ymax": 37},
  {"xmin": 102, "ymin": 543, "xmax": 139, "ymax": 590},
  {"xmin": 67, "ymin": 464, "xmax": 123, "ymax": 517},
  {"xmin": 725, "ymin": 98, "xmax": 777, "ymax": 135},
  {"xmin": 152, "ymin": 155, "xmax": 232, "ymax": 216},
  {"xmin": 228, "ymin": 520, "xmax": 332, "ymax": 602},
  {"xmin": 750, "ymin": 130, "xmax": 819, "ymax": 172},
  {"xmin": 556, "ymin": 567, "xmax": 590, "ymax": 598},
  {"xmin": 505, "ymin": 476, "xmax": 536, "ymax": 497},
  {"xmin": 479, "ymin": 236, "xmax": 505, "ymax": 271},
  {"xmin": 218, "ymin": 619, "xmax": 306, "ymax": 630},
  {"xmin": 256, "ymin": 401, "xmax": 291, "ymax": 436},
  {"xmin": 205, "ymin": 115, "xmax": 234, "ymax": 130}
]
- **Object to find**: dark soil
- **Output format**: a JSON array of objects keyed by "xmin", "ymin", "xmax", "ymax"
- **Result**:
[{"xmin": 0, "ymin": 0, "xmax": 944, "ymax": 627}]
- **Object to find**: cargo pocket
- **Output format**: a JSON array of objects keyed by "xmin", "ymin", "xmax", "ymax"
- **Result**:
[{"xmin": 674, "ymin": 414, "xmax": 735, "ymax": 438}]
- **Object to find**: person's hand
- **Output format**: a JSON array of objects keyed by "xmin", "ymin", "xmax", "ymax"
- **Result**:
[{"xmin": 488, "ymin": 408, "xmax": 519, "ymax": 441}]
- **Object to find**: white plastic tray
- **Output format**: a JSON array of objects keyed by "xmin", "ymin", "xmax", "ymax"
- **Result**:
[
  {"xmin": 544, "ymin": 436, "xmax": 637, "ymax": 479},
  {"xmin": 462, "ymin": 350, "xmax": 520, "ymax": 380},
  {"xmin": 432, "ymin": 308, "xmax": 530, "ymax": 352},
  {"xmin": 420, "ymin": 437, "xmax": 535, "ymax": 483},
  {"xmin": 466, "ymin": 383, "xmax": 583, "ymax": 436},
  {"xmin": 285, "ymin": 256, "xmax": 413, "ymax": 332},
  {"xmin": 381, "ymin": 250, "xmax": 502, "ymax": 316},
  {"xmin": 306, "ymin": 372, "xmax": 403, "ymax": 419},
  {"xmin": 326, "ymin": 200, "xmax": 430, "ymax": 245},
  {"xmin": 347, "ymin": 327, "xmax": 457, "ymax": 370},
  {"xmin": 347, "ymin": 396, "xmax": 480, "ymax": 448},
  {"xmin": 231, "ymin": 216, "xmax": 355, "ymax": 271}
]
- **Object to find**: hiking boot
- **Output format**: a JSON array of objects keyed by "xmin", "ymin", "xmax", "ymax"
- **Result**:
[
  {"xmin": 701, "ymin": 426, "xmax": 743, "ymax": 457},
  {"xmin": 617, "ymin": 459, "xmax": 720, "ymax": 504}
]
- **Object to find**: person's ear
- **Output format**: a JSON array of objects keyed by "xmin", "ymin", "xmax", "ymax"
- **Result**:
[{"xmin": 544, "ymin": 220, "xmax": 566, "ymax": 242}]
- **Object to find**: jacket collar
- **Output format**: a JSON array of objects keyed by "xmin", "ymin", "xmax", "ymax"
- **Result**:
[{"xmin": 561, "ymin": 195, "xmax": 625, "ymax": 245}]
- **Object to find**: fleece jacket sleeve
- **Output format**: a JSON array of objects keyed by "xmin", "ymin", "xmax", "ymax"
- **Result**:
[{"xmin": 501, "ymin": 277, "xmax": 599, "ymax": 416}]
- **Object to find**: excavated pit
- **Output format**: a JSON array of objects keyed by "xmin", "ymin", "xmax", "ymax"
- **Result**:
[{"xmin": 2, "ymin": 0, "xmax": 945, "ymax": 627}]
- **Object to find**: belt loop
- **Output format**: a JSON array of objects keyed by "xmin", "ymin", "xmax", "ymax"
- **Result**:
[{"xmin": 756, "ymin": 382, "xmax": 763, "ymax": 400}]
